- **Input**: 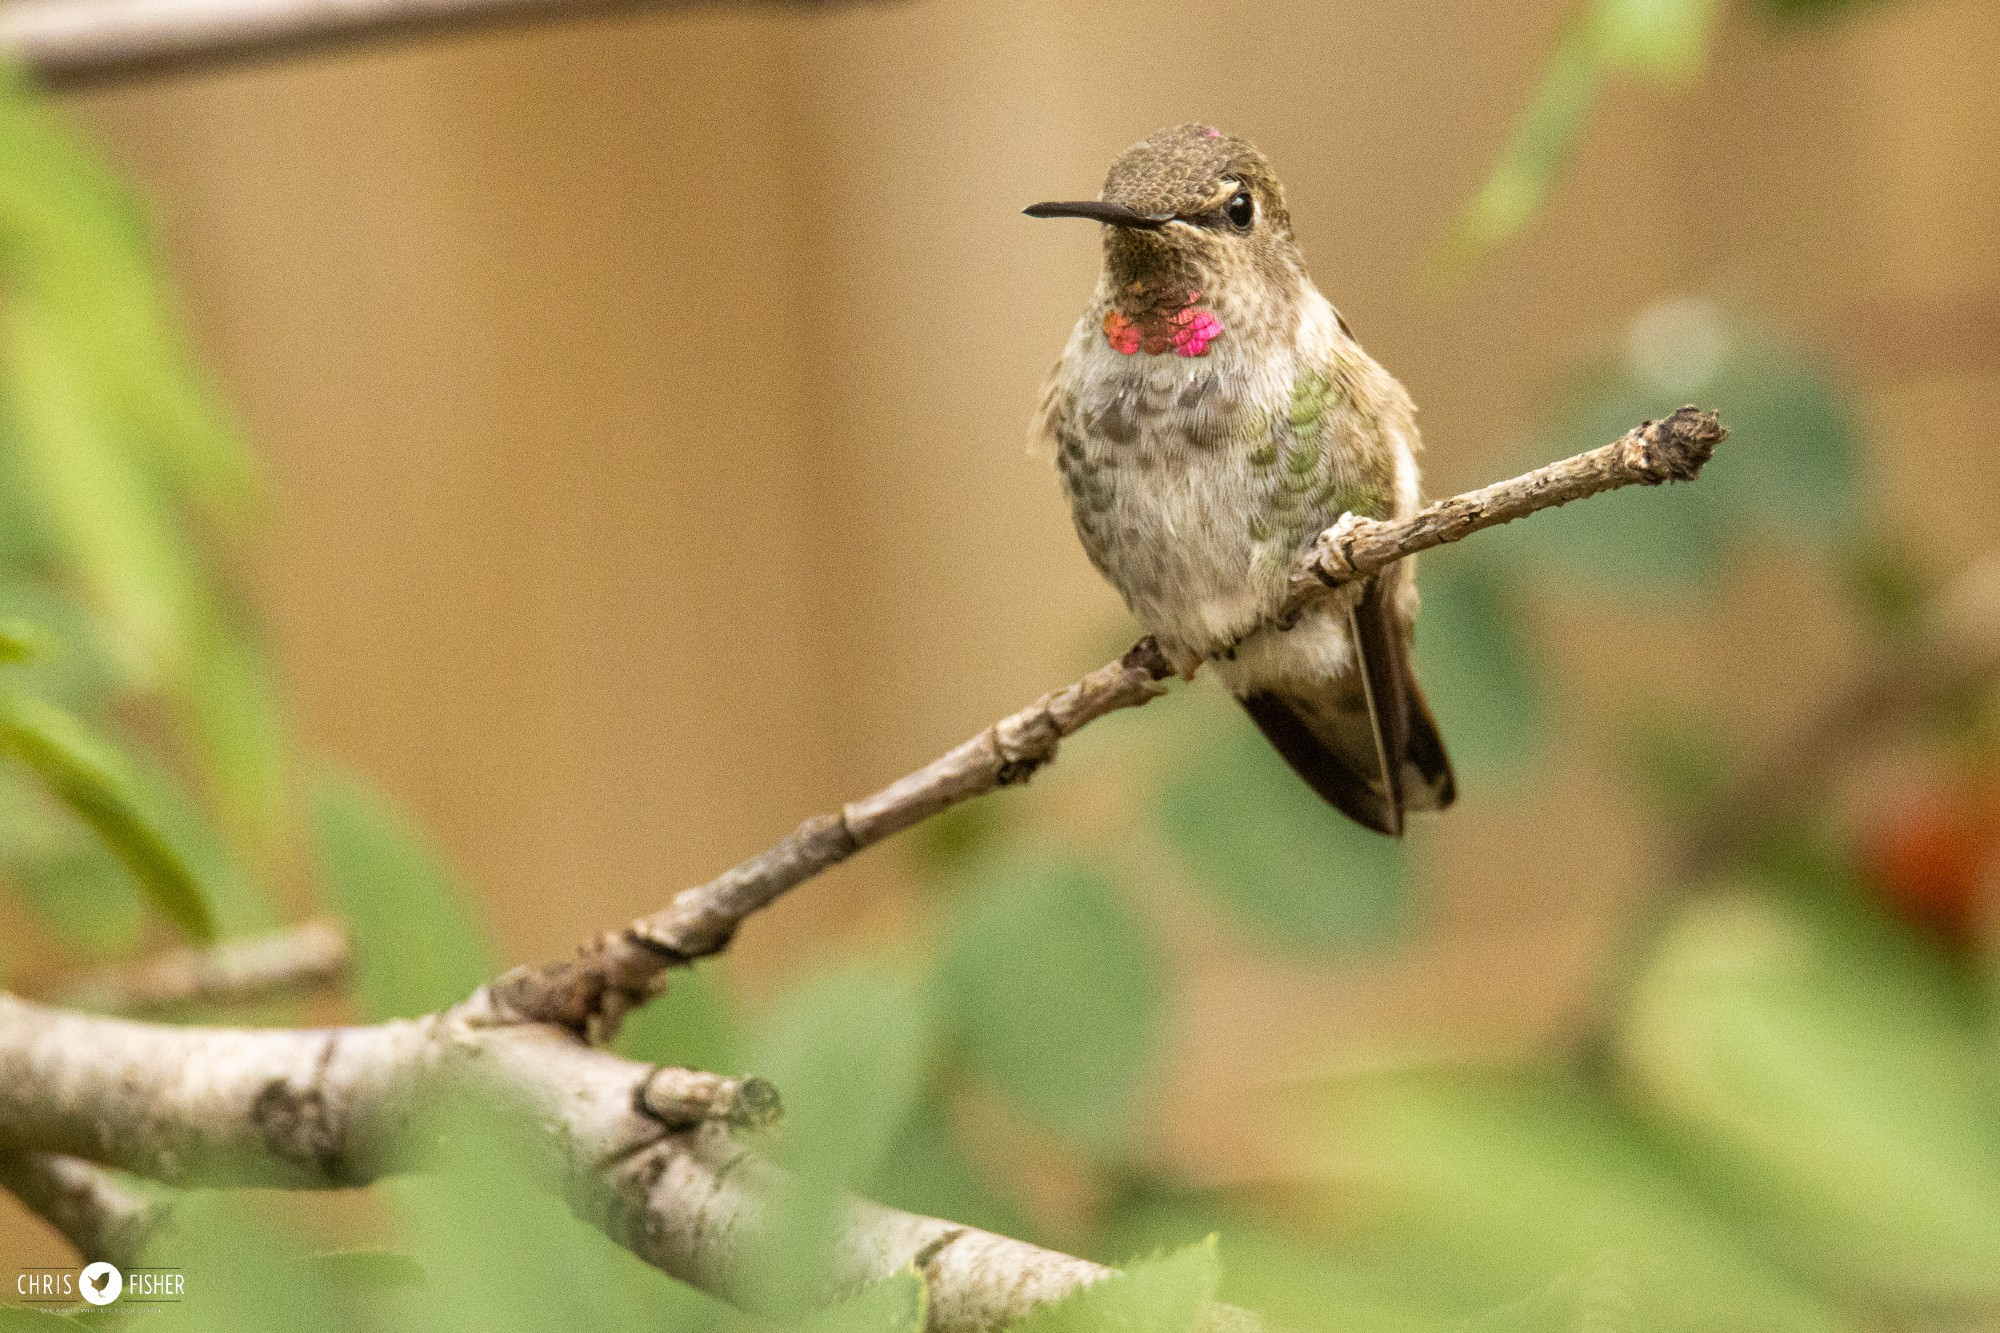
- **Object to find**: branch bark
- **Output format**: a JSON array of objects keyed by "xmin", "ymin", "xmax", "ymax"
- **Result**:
[
  {"xmin": 0, "ymin": 993, "xmax": 1240, "ymax": 1330},
  {"xmin": 53, "ymin": 919, "xmax": 347, "ymax": 1017},
  {"xmin": 0, "ymin": 1148, "xmax": 157, "ymax": 1266},
  {"xmin": 0, "ymin": 0, "xmax": 833, "ymax": 89},
  {"xmin": 493, "ymin": 407, "xmax": 1726, "ymax": 1040}
]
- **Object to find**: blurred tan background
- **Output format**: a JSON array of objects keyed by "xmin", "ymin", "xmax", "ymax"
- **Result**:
[{"xmin": 15, "ymin": 0, "xmax": 1997, "ymax": 1223}]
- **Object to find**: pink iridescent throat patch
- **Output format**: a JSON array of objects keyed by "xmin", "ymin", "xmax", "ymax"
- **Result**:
[{"xmin": 1102, "ymin": 300, "xmax": 1223, "ymax": 357}]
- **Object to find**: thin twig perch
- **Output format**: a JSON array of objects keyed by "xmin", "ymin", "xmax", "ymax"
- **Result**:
[{"xmin": 491, "ymin": 407, "xmax": 1726, "ymax": 1041}]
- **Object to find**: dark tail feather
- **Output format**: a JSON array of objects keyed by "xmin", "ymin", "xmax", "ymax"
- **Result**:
[
  {"xmin": 1238, "ymin": 576, "xmax": 1456, "ymax": 837},
  {"xmin": 1402, "ymin": 680, "xmax": 1455, "ymax": 812},
  {"xmin": 1353, "ymin": 573, "xmax": 1455, "ymax": 815},
  {"xmin": 1240, "ymin": 688, "xmax": 1403, "ymax": 834}
]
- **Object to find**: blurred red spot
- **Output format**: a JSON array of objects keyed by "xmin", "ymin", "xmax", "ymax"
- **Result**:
[{"xmin": 1859, "ymin": 773, "xmax": 2000, "ymax": 949}]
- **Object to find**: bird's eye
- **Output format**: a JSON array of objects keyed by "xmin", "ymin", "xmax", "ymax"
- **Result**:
[{"xmin": 1226, "ymin": 190, "xmax": 1254, "ymax": 230}]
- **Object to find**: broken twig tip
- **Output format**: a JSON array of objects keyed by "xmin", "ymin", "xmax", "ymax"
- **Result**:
[{"xmin": 1631, "ymin": 406, "xmax": 1727, "ymax": 484}]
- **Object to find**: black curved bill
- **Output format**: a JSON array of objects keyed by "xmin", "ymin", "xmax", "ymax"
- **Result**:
[{"xmin": 1023, "ymin": 200, "xmax": 1170, "ymax": 229}]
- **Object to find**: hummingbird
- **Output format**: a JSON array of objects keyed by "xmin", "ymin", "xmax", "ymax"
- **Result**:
[{"xmin": 1026, "ymin": 123, "xmax": 1454, "ymax": 835}]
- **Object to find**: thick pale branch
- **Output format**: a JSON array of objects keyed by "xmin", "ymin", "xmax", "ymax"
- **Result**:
[
  {"xmin": 494, "ymin": 408, "xmax": 1725, "ymax": 1038},
  {"xmin": 0, "ymin": 0, "xmax": 834, "ymax": 88},
  {"xmin": 54, "ymin": 919, "xmax": 347, "ymax": 1017},
  {"xmin": 0, "ymin": 994, "xmax": 1227, "ymax": 1330},
  {"xmin": 0, "ymin": 1149, "xmax": 157, "ymax": 1266}
]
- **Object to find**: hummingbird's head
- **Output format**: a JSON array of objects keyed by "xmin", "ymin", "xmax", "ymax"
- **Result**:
[{"xmin": 1026, "ymin": 124, "xmax": 1307, "ymax": 338}]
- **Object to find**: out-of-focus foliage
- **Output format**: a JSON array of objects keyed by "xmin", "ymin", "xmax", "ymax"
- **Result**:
[
  {"xmin": 742, "ymin": 962, "xmax": 935, "ymax": 1315},
  {"xmin": 1156, "ymin": 707, "xmax": 1411, "ymax": 950},
  {"xmin": 0, "ymin": 62, "xmax": 290, "ymax": 975},
  {"xmin": 1006, "ymin": 1241, "xmax": 1220, "ymax": 1333},
  {"xmin": 937, "ymin": 856, "xmax": 1162, "ymax": 1151},
  {"xmin": 791, "ymin": 1270, "xmax": 927, "ymax": 1333},
  {"xmin": 1441, "ymin": 0, "xmax": 1915, "ymax": 271},
  {"xmin": 1492, "ymin": 296, "xmax": 1859, "ymax": 598},
  {"xmin": 614, "ymin": 958, "xmax": 742, "ymax": 1074},
  {"xmin": 0, "ymin": 687, "xmax": 214, "ymax": 939},
  {"xmin": 1438, "ymin": 0, "xmax": 1723, "ymax": 273},
  {"xmin": 1307, "ymin": 1069, "xmax": 1849, "ymax": 1332},
  {"xmin": 1404, "ymin": 560, "xmax": 1542, "ymax": 778},
  {"xmin": 1621, "ymin": 889, "xmax": 2000, "ymax": 1303},
  {"xmin": 311, "ymin": 771, "xmax": 494, "ymax": 1021}
]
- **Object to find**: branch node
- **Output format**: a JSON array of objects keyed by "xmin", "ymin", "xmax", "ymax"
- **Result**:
[
  {"xmin": 1308, "ymin": 511, "xmax": 1368, "ymax": 585},
  {"xmin": 913, "ymin": 1225, "xmax": 968, "ymax": 1273},
  {"xmin": 639, "ymin": 1066, "xmax": 781, "ymax": 1132},
  {"xmin": 1624, "ymin": 405, "xmax": 1727, "ymax": 484},
  {"xmin": 248, "ymin": 1034, "xmax": 348, "ymax": 1180},
  {"xmin": 1120, "ymin": 635, "xmax": 1174, "ymax": 682}
]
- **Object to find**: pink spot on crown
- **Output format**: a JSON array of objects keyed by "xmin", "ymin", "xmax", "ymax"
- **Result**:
[{"xmin": 1203, "ymin": 127, "xmax": 1223, "ymax": 138}]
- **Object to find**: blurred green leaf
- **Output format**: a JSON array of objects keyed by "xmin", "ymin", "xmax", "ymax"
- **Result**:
[
  {"xmin": 1594, "ymin": 0, "xmax": 1722, "ymax": 77},
  {"xmin": 140, "ymin": 1191, "xmax": 345, "ymax": 1333},
  {"xmin": 0, "ymin": 584, "xmax": 123, "ymax": 711},
  {"xmin": 1007, "ymin": 1238, "xmax": 1220, "ymax": 1333},
  {"xmin": 0, "ymin": 419, "xmax": 56, "ymax": 575},
  {"xmin": 1499, "ymin": 304, "xmax": 1859, "ymax": 599},
  {"xmin": 909, "ymin": 796, "xmax": 1013, "ymax": 879},
  {"xmin": 1, "ymin": 296, "xmax": 202, "ymax": 683},
  {"xmin": 385, "ymin": 1094, "xmax": 718, "ymax": 1333},
  {"xmin": 125, "ymin": 751, "xmax": 274, "ymax": 938},
  {"xmin": 866, "ymin": 1097, "xmax": 1039, "ymax": 1245},
  {"xmin": 1413, "ymin": 559, "xmax": 1542, "ymax": 777},
  {"xmin": 0, "ymin": 764, "xmax": 60, "ymax": 862},
  {"xmin": 1435, "ymin": 22, "xmax": 1604, "ymax": 276},
  {"xmin": 0, "ymin": 687, "xmax": 214, "ymax": 939},
  {"xmin": 1310, "ymin": 1068, "xmax": 1850, "ymax": 1332},
  {"xmin": 749, "ymin": 962, "xmax": 934, "ymax": 1189},
  {"xmin": 311, "ymin": 770, "xmax": 493, "ymax": 1020},
  {"xmin": 1700, "ymin": 346, "xmax": 1858, "ymax": 538},
  {"xmin": 9, "ymin": 836, "xmax": 146, "ymax": 958},
  {"xmin": 1619, "ymin": 711, "xmax": 1729, "ymax": 817},
  {"xmin": 937, "ymin": 856, "xmax": 1161, "ymax": 1153},
  {"xmin": 1157, "ymin": 713, "xmax": 1409, "ymax": 952},
  {"xmin": 1619, "ymin": 890, "xmax": 2000, "ymax": 1304},
  {"xmin": 0, "ymin": 76, "xmax": 275, "ymax": 874},
  {"xmin": 0, "ymin": 70, "xmax": 256, "ymax": 521},
  {"xmin": 1436, "ymin": 0, "xmax": 1722, "ymax": 272},
  {"xmin": 180, "ymin": 607, "xmax": 290, "ymax": 858},
  {"xmin": 742, "ymin": 962, "xmax": 935, "ymax": 1315},
  {"xmin": 306, "ymin": 1248, "xmax": 426, "ymax": 1293},
  {"xmin": 1756, "ymin": 0, "xmax": 1898, "ymax": 19},
  {"xmin": 1507, "ymin": 379, "xmax": 1729, "ymax": 595},
  {"xmin": 1833, "ymin": 538, "xmax": 1927, "ymax": 637},
  {"xmin": 0, "ymin": 1309, "xmax": 79, "ymax": 1329},
  {"xmin": 1104, "ymin": 1194, "xmax": 1433, "ymax": 1333},
  {"xmin": 0, "ymin": 619, "xmax": 32, "ymax": 662},
  {"xmin": 614, "ymin": 961, "xmax": 741, "ymax": 1076},
  {"xmin": 789, "ymin": 1269, "xmax": 926, "ymax": 1333}
]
